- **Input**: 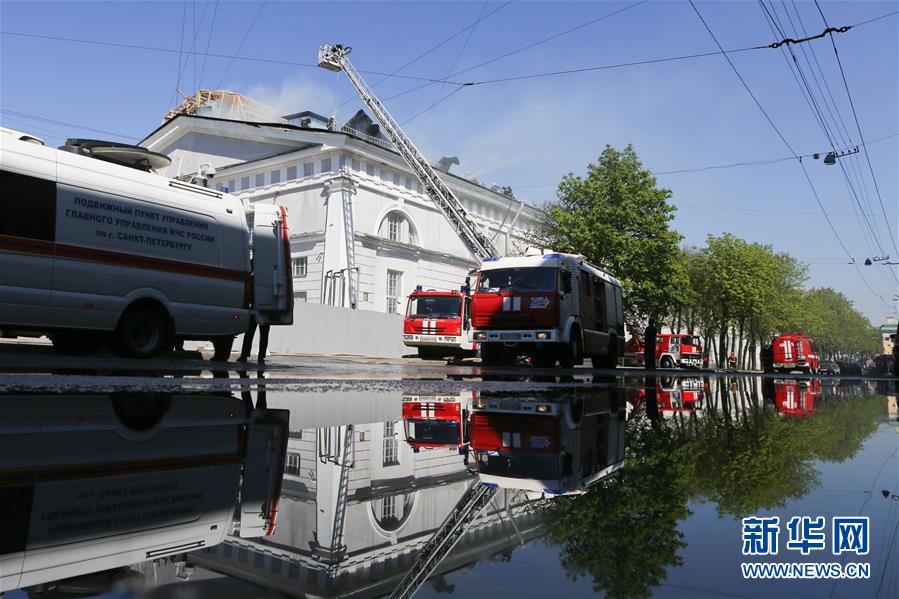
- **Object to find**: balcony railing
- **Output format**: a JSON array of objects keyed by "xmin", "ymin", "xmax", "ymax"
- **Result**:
[{"xmin": 341, "ymin": 125, "xmax": 394, "ymax": 151}]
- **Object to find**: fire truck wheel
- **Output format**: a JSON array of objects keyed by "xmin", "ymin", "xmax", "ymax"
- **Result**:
[
  {"xmin": 558, "ymin": 331, "xmax": 583, "ymax": 368},
  {"xmin": 418, "ymin": 348, "xmax": 447, "ymax": 361},
  {"xmin": 660, "ymin": 356, "xmax": 675, "ymax": 369},
  {"xmin": 480, "ymin": 344, "xmax": 503, "ymax": 366}
]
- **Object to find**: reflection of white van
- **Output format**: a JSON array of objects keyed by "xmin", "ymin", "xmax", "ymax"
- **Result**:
[
  {"xmin": 0, "ymin": 128, "xmax": 292, "ymax": 358},
  {"xmin": 0, "ymin": 392, "xmax": 289, "ymax": 592}
]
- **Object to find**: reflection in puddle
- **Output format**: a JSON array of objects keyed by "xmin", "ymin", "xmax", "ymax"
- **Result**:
[{"xmin": 1, "ymin": 375, "xmax": 896, "ymax": 598}]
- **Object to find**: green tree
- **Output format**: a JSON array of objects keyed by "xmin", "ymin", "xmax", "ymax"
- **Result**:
[{"xmin": 536, "ymin": 145, "xmax": 682, "ymax": 325}]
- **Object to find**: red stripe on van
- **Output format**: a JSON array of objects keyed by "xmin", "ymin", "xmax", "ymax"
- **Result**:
[{"xmin": 0, "ymin": 234, "xmax": 250, "ymax": 283}]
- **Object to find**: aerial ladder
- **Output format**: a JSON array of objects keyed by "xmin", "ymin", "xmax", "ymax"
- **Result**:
[
  {"xmin": 317, "ymin": 44, "xmax": 502, "ymax": 261},
  {"xmin": 389, "ymin": 480, "xmax": 498, "ymax": 599}
]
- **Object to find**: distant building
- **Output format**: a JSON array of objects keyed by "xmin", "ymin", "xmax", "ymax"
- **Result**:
[
  {"xmin": 140, "ymin": 91, "xmax": 542, "ymax": 314},
  {"xmin": 880, "ymin": 315, "xmax": 897, "ymax": 354}
]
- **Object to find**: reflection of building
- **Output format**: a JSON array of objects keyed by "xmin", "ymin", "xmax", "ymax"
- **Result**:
[
  {"xmin": 193, "ymin": 391, "xmax": 548, "ymax": 597},
  {"xmin": 880, "ymin": 316, "xmax": 897, "ymax": 354}
]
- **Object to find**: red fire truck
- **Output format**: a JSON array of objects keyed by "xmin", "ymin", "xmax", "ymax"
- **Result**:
[
  {"xmin": 656, "ymin": 334, "xmax": 703, "ymax": 369},
  {"xmin": 625, "ymin": 377, "xmax": 706, "ymax": 418},
  {"xmin": 469, "ymin": 391, "xmax": 626, "ymax": 495},
  {"xmin": 765, "ymin": 333, "xmax": 820, "ymax": 374},
  {"xmin": 770, "ymin": 379, "xmax": 821, "ymax": 417},
  {"xmin": 402, "ymin": 393, "xmax": 471, "ymax": 454},
  {"xmin": 471, "ymin": 253, "xmax": 625, "ymax": 368},
  {"xmin": 403, "ymin": 287, "xmax": 477, "ymax": 360}
]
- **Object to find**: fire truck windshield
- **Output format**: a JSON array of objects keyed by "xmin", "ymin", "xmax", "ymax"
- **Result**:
[
  {"xmin": 407, "ymin": 296, "xmax": 461, "ymax": 319},
  {"xmin": 476, "ymin": 451, "xmax": 558, "ymax": 479},
  {"xmin": 477, "ymin": 267, "xmax": 557, "ymax": 293},
  {"xmin": 406, "ymin": 420, "xmax": 461, "ymax": 444},
  {"xmin": 681, "ymin": 335, "xmax": 699, "ymax": 347}
]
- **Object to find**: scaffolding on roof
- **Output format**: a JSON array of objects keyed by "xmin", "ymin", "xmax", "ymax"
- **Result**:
[{"xmin": 162, "ymin": 89, "xmax": 288, "ymax": 125}]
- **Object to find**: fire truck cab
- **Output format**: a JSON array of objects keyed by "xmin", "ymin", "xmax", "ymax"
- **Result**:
[
  {"xmin": 403, "ymin": 287, "xmax": 476, "ymax": 360},
  {"xmin": 656, "ymin": 333, "xmax": 703, "ymax": 369},
  {"xmin": 656, "ymin": 377, "xmax": 706, "ymax": 415},
  {"xmin": 768, "ymin": 378, "xmax": 822, "ymax": 417},
  {"xmin": 469, "ymin": 391, "xmax": 626, "ymax": 495},
  {"xmin": 471, "ymin": 253, "xmax": 625, "ymax": 368},
  {"xmin": 765, "ymin": 333, "xmax": 820, "ymax": 374},
  {"xmin": 402, "ymin": 393, "xmax": 472, "ymax": 454}
]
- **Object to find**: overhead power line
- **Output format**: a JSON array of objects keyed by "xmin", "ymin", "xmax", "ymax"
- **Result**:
[
  {"xmin": 686, "ymin": 0, "xmax": 891, "ymax": 310},
  {"xmin": 215, "ymin": 1, "xmax": 267, "ymax": 89},
  {"xmin": 0, "ymin": 109, "xmax": 140, "ymax": 140}
]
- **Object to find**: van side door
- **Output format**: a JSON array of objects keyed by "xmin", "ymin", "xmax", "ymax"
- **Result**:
[
  {"xmin": 251, "ymin": 205, "xmax": 293, "ymax": 325},
  {"xmin": 0, "ymin": 142, "xmax": 57, "ymax": 328}
]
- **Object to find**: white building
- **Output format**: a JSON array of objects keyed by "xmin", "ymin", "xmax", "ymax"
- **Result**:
[{"xmin": 140, "ymin": 92, "xmax": 543, "ymax": 317}]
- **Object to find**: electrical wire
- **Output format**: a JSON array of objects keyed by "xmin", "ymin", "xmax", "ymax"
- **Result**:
[
  {"xmin": 0, "ymin": 109, "xmax": 140, "ymax": 140},
  {"xmin": 815, "ymin": 0, "xmax": 898, "ymax": 257},
  {"xmin": 198, "ymin": 0, "xmax": 220, "ymax": 90},
  {"xmin": 215, "ymin": 0, "xmax": 267, "ymax": 89},
  {"xmin": 687, "ymin": 0, "xmax": 891, "ymax": 310}
]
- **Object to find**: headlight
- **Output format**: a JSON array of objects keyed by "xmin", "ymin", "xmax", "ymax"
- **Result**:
[
  {"xmin": 474, "ymin": 332, "xmax": 487, "ymax": 340},
  {"xmin": 536, "ymin": 404, "xmax": 550, "ymax": 413},
  {"xmin": 403, "ymin": 335, "xmax": 413, "ymax": 340},
  {"xmin": 536, "ymin": 331, "xmax": 549, "ymax": 340}
]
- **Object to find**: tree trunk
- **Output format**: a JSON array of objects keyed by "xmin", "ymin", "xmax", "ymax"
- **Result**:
[
  {"xmin": 718, "ymin": 314, "xmax": 728, "ymax": 369},
  {"xmin": 737, "ymin": 317, "xmax": 746, "ymax": 368}
]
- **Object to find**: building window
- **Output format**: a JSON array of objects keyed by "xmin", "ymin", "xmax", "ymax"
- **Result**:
[
  {"xmin": 383, "ymin": 420, "xmax": 399, "ymax": 465},
  {"xmin": 287, "ymin": 165, "xmax": 297, "ymax": 180},
  {"xmin": 416, "ymin": 181, "xmax": 423, "ymax": 193},
  {"xmin": 303, "ymin": 162, "xmax": 314, "ymax": 177},
  {"xmin": 294, "ymin": 291, "xmax": 307, "ymax": 302},
  {"xmin": 381, "ymin": 495, "xmax": 398, "ymax": 523},
  {"xmin": 255, "ymin": 173, "xmax": 265, "ymax": 187},
  {"xmin": 362, "ymin": 292, "xmax": 371, "ymax": 303},
  {"xmin": 404, "ymin": 177, "xmax": 412, "ymax": 191},
  {"xmin": 228, "ymin": 179, "xmax": 235, "ymax": 192},
  {"xmin": 386, "ymin": 270, "xmax": 402, "ymax": 315},
  {"xmin": 352, "ymin": 158, "xmax": 360, "ymax": 171},
  {"xmin": 366, "ymin": 162, "xmax": 375, "ymax": 176},
  {"xmin": 380, "ymin": 168, "xmax": 390, "ymax": 183},
  {"xmin": 240, "ymin": 176, "xmax": 250, "ymax": 190},
  {"xmin": 322, "ymin": 157, "xmax": 332, "ymax": 172},
  {"xmin": 387, "ymin": 213, "xmax": 402, "ymax": 242},
  {"xmin": 292, "ymin": 256, "xmax": 307, "ymax": 278},
  {"xmin": 339, "ymin": 155, "xmax": 346, "ymax": 169},
  {"xmin": 284, "ymin": 453, "xmax": 300, "ymax": 476},
  {"xmin": 392, "ymin": 172, "xmax": 401, "ymax": 186},
  {"xmin": 271, "ymin": 169, "xmax": 281, "ymax": 184}
]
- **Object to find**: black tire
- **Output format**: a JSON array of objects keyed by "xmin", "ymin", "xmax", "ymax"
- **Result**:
[
  {"xmin": 558, "ymin": 330, "xmax": 583, "ymax": 369},
  {"xmin": 591, "ymin": 337, "xmax": 619, "ymax": 370},
  {"xmin": 51, "ymin": 331, "xmax": 102, "ymax": 356},
  {"xmin": 211, "ymin": 336, "xmax": 234, "ymax": 362},
  {"xmin": 480, "ymin": 344, "xmax": 502, "ymax": 366},
  {"xmin": 116, "ymin": 307, "xmax": 168, "ymax": 358},
  {"xmin": 660, "ymin": 356, "xmax": 675, "ymax": 369},
  {"xmin": 111, "ymin": 393, "xmax": 171, "ymax": 431}
]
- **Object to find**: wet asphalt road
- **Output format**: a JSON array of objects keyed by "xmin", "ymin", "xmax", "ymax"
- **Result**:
[{"xmin": 1, "ymin": 340, "xmax": 894, "ymax": 393}]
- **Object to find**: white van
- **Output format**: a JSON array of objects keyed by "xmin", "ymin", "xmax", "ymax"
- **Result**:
[
  {"xmin": 0, "ymin": 392, "xmax": 289, "ymax": 592},
  {"xmin": 0, "ymin": 128, "xmax": 292, "ymax": 358}
]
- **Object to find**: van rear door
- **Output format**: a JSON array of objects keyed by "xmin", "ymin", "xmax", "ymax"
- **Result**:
[
  {"xmin": 251, "ymin": 205, "xmax": 293, "ymax": 325},
  {"xmin": 238, "ymin": 409, "xmax": 289, "ymax": 538}
]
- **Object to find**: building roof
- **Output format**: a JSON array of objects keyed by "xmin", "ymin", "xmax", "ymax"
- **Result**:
[{"xmin": 139, "ymin": 113, "xmax": 542, "ymax": 213}]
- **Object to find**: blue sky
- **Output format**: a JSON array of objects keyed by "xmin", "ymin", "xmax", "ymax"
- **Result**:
[{"xmin": 2, "ymin": 1, "xmax": 896, "ymax": 323}]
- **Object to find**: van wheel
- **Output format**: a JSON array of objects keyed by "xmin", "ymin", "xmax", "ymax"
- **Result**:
[
  {"xmin": 117, "ymin": 308, "xmax": 167, "ymax": 358},
  {"xmin": 52, "ymin": 332, "xmax": 102, "ymax": 356},
  {"xmin": 111, "ymin": 393, "xmax": 171, "ymax": 431},
  {"xmin": 558, "ymin": 331, "xmax": 583, "ymax": 369},
  {"xmin": 211, "ymin": 336, "xmax": 234, "ymax": 362}
]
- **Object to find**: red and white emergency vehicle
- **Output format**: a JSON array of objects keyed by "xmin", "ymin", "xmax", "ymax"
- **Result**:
[
  {"xmin": 469, "ymin": 391, "xmax": 626, "ymax": 495},
  {"xmin": 624, "ymin": 377, "xmax": 705, "ymax": 419},
  {"xmin": 402, "ymin": 286, "xmax": 477, "ymax": 360},
  {"xmin": 0, "ymin": 392, "xmax": 289, "ymax": 593},
  {"xmin": 402, "ymin": 392, "xmax": 472, "ymax": 454},
  {"xmin": 656, "ymin": 333, "xmax": 703, "ymax": 369},
  {"xmin": 770, "ymin": 378, "xmax": 821, "ymax": 417},
  {"xmin": 471, "ymin": 252, "xmax": 625, "ymax": 368},
  {"xmin": 765, "ymin": 333, "xmax": 820, "ymax": 374}
]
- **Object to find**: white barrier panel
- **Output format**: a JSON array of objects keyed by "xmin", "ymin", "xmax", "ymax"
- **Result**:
[{"xmin": 238, "ymin": 302, "xmax": 408, "ymax": 359}]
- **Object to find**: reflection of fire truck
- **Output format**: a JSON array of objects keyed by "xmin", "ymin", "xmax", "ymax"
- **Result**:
[
  {"xmin": 764, "ymin": 333, "xmax": 820, "ymax": 374},
  {"xmin": 656, "ymin": 334, "xmax": 703, "ymax": 369},
  {"xmin": 656, "ymin": 377, "xmax": 706, "ymax": 414},
  {"xmin": 403, "ymin": 287, "xmax": 477, "ymax": 360},
  {"xmin": 771, "ymin": 379, "xmax": 821, "ymax": 417},
  {"xmin": 402, "ymin": 393, "xmax": 472, "ymax": 454},
  {"xmin": 469, "ymin": 391, "xmax": 626, "ymax": 495},
  {"xmin": 471, "ymin": 252, "xmax": 625, "ymax": 368}
]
